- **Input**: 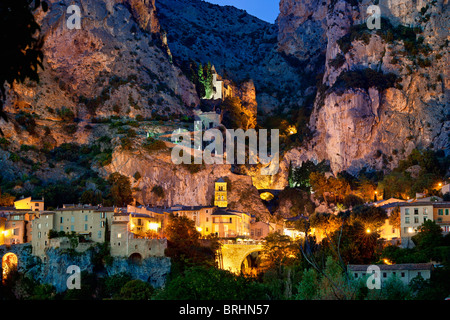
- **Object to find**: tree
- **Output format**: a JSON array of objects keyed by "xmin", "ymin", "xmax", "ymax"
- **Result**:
[
  {"xmin": 103, "ymin": 273, "xmax": 132, "ymax": 298},
  {"xmin": 260, "ymin": 232, "xmax": 300, "ymax": 272},
  {"xmin": 295, "ymin": 268, "xmax": 319, "ymax": 300},
  {"xmin": 0, "ymin": 188, "xmax": 15, "ymax": 206},
  {"xmin": 289, "ymin": 160, "xmax": 330, "ymax": 190},
  {"xmin": 343, "ymin": 194, "xmax": 364, "ymax": 208},
  {"xmin": 389, "ymin": 206, "xmax": 401, "ymax": 230},
  {"xmin": 164, "ymin": 214, "xmax": 218, "ymax": 269},
  {"xmin": 309, "ymin": 212, "xmax": 341, "ymax": 239},
  {"xmin": 0, "ymin": 0, "xmax": 48, "ymax": 134},
  {"xmin": 80, "ymin": 189, "xmax": 103, "ymax": 205},
  {"xmin": 221, "ymin": 97, "xmax": 256, "ymax": 130},
  {"xmin": 347, "ymin": 205, "xmax": 388, "ymax": 231},
  {"xmin": 295, "ymin": 256, "xmax": 360, "ymax": 300},
  {"xmin": 107, "ymin": 173, "xmax": 133, "ymax": 206},
  {"xmin": 412, "ymin": 220, "xmax": 443, "ymax": 256},
  {"xmin": 155, "ymin": 265, "xmax": 268, "ymax": 300},
  {"xmin": 309, "ymin": 172, "xmax": 329, "ymax": 201},
  {"xmin": 118, "ymin": 280, "xmax": 154, "ymax": 300}
]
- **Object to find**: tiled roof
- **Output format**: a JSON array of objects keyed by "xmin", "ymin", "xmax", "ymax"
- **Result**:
[
  {"xmin": 398, "ymin": 201, "xmax": 450, "ymax": 207},
  {"xmin": 348, "ymin": 263, "xmax": 434, "ymax": 271}
]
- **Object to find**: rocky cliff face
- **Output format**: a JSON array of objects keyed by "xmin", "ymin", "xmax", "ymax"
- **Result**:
[
  {"xmin": 277, "ymin": 0, "xmax": 330, "ymax": 73},
  {"xmin": 155, "ymin": 0, "xmax": 309, "ymax": 114},
  {"xmin": 3, "ymin": 0, "xmax": 199, "ymax": 129},
  {"xmin": 279, "ymin": 0, "xmax": 449, "ymax": 174},
  {"xmin": 104, "ymin": 147, "xmax": 273, "ymax": 221},
  {"xmin": 0, "ymin": 244, "xmax": 170, "ymax": 293}
]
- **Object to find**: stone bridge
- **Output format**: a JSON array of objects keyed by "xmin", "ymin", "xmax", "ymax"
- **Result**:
[{"xmin": 218, "ymin": 242, "xmax": 263, "ymax": 274}]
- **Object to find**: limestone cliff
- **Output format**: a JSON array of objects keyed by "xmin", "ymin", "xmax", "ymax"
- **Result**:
[
  {"xmin": 2, "ymin": 0, "xmax": 199, "ymax": 131},
  {"xmin": 279, "ymin": 0, "xmax": 449, "ymax": 174},
  {"xmin": 104, "ymin": 147, "xmax": 273, "ymax": 221},
  {"xmin": 155, "ymin": 0, "xmax": 308, "ymax": 114},
  {"xmin": 0, "ymin": 244, "xmax": 170, "ymax": 293},
  {"xmin": 277, "ymin": 0, "xmax": 330, "ymax": 73}
]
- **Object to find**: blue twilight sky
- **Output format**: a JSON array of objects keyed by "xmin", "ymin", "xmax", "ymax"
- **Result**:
[{"xmin": 204, "ymin": 0, "xmax": 280, "ymax": 24}]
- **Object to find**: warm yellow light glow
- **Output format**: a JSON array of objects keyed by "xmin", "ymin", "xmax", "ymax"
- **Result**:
[
  {"xmin": 287, "ymin": 126, "xmax": 297, "ymax": 135},
  {"xmin": 438, "ymin": 183, "xmax": 443, "ymax": 188},
  {"xmin": 196, "ymin": 227, "xmax": 202, "ymax": 233},
  {"xmin": 130, "ymin": 223, "xmax": 135, "ymax": 229},
  {"xmin": 408, "ymin": 227, "xmax": 414, "ymax": 233},
  {"xmin": 260, "ymin": 192, "xmax": 274, "ymax": 201},
  {"xmin": 383, "ymin": 259, "xmax": 393, "ymax": 265},
  {"xmin": 149, "ymin": 222, "xmax": 159, "ymax": 231},
  {"xmin": 366, "ymin": 228, "xmax": 371, "ymax": 234}
]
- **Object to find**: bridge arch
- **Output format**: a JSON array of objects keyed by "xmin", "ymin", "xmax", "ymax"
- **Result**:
[
  {"xmin": 129, "ymin": 252, "xmax": 142, "ymax": 264},
  {"xmin": 219, "ymin": 244, "xmax": 263, "ymax": 274}
]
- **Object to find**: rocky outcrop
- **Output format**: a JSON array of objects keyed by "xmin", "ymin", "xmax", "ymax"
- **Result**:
[
  {"xmin": 103, "ymin": 147, "xmax": 273, "ymax": 221},
  {"xmin": 155, "ymin": 0, "xmax": 307, "ymax": 113},
  {"xmin": 0, "ymin": 244, "xmax": 170, "ymax": 293},
  {"xmin": 106, "ymin": 256, "xmax": 170, "ymax": 289},
  {"xmin": 277, "ymin": 0, "xmax": 330, "ymax": 73},
  {"xmin": 279, "ymin": 0, "xmax": 449, "ymax": 174},
  {"xmin": 2, "ymin": 0, "xmax": 199, "ymax": 131},
  {"xmin": 121, "ymin": 0, "xmax": 161, "ymax": 34}
]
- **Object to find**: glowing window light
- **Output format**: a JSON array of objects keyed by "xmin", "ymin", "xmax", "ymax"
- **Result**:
[{"xmin": 149, "ymin": 222, "xmax": 160, "ymax": 231}]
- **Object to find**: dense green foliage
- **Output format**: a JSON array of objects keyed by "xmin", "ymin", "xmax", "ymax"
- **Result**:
[
  {"xmin": 155, "ymin": 266, "xmax": 268, "ymax": 300},
  {"xmin": 378, "ymin": 148, "xmax": 448, "ymax": 199}
]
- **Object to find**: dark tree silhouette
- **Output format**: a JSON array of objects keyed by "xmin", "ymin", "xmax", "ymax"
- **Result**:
[{"xmin": 0, "ymin": 0, "xmax": 48, "ymax": 134}]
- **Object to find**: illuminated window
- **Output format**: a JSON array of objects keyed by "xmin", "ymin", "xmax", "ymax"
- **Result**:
[{"xmin": 118, "ymin": 233, "xmax": 122, "ymax": 239}]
